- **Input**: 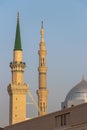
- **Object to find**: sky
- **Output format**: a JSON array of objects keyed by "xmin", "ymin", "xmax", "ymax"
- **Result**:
[{"xmin": 0, "ymin": 0, "xmax": 87, "ymax": 127}]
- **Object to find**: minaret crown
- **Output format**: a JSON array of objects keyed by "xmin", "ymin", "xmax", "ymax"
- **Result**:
[{"xmin": 40, "ymin": 21, "xmax": 46, "ymax": 51}]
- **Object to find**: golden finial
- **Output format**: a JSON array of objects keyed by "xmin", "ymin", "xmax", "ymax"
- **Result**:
[
  {"xmin": 41, "ymin": 21, "xmax": 44, "ymax": 29},
  {"xmin": 82, "ymin": 74, "xmax": 85, "ymax": 81},
  {"xmin": 40, "ymin": 21, "xmax": 44, "ymax": 42}
]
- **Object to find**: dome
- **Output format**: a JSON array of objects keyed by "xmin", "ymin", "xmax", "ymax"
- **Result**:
[
  {"xmin": 61, "ymin": 77, "xmax": 87, "ymax": 109},
  {"xmin": 65, "ymin": 79, "xmax": 87, "ymax": 101}
]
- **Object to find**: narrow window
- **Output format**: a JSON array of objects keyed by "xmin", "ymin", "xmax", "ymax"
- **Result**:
[
  {"xmin": 64, "ymin": 114, "xmax": 66, "ymax": 125},
  {"xmin": 43, "ymin": 103, "xmax": 45, "ymax": 112}
]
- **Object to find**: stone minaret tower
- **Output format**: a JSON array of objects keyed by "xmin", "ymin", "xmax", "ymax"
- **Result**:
[
  {"xmin": 8, "ymin": 13, "xmax": 28, "ymax": 125},
  {"xmin": 37, "ymin": 21, "xmax": 48, "ymax": 116}
]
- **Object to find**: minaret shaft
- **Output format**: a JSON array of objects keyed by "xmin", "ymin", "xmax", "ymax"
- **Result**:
[
  {"xmin": 11, "ymin": 64, "xmax": 24, "ymax": 84},
  {"xmin": 14, "ymin": 51, "xmax": 22, "ymax": 62},
  {"xmin": 37, "ymin": 22, "xmax": 48, "ymax": 116},
  {"xmin": 7, "ymin": 13, "xmax": 28, "ymax": 125}
]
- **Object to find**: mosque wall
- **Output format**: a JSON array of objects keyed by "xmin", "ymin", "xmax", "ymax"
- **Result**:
[{"xmin": 3, "ymin": 103, "xmax": 87, "ymax": 130}]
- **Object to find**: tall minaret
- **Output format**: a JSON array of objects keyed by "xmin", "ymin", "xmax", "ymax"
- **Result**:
[
  {"xmin": 37, "ymin": 21, "xmax": 48, "ymax": 116},
  {"xmin": 7, "ymin": 13, "xmax": 28, "ymax": 125}
]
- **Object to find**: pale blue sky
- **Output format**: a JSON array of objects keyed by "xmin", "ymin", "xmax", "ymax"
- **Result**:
[{"xmin": 0, "ymin": 0, "xmax": 87, "ymax": 127}]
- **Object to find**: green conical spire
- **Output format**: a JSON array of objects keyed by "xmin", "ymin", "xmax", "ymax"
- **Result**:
[{"xmin": 14, "ymin": 12, "xmax": 22, "ymax": 51}]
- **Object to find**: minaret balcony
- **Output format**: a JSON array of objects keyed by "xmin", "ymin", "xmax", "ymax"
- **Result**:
[
  {"xmin": 10, "ymin": 62, "xmax": 26, "ymax": 69},
  {"xmin": 38, "ymin": 66, "xmax": 47, "ymax": 72},
  {"xmin": 7, "ymin": 83, "xmax": 28, "ymax": 94}
]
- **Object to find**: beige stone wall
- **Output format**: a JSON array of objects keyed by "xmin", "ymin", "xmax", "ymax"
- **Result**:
[{"xmin": 4, "ymin": 103, "xmax": 87, "ymax": 130}]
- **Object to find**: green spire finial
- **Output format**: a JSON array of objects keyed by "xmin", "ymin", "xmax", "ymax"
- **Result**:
[
  {"xmin": 14, "ymin": 12, "xmax": 22, "ymax": 51},
  {"xmin": 17, "ymin": 12, "xmax": 19, "ymax": 23}
]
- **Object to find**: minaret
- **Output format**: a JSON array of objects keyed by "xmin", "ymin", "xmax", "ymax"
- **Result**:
[
  {"xmin": 7, "ymin": 13, "xmax": 28, "ymax": 125},
  {"xmin": 37, "ymin": 21, "xmax": 48, "ymax": 116}
]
